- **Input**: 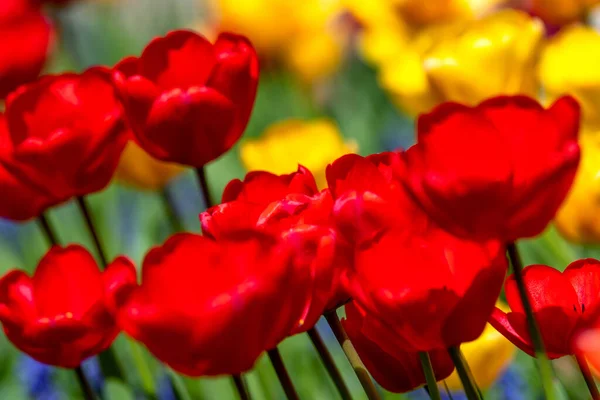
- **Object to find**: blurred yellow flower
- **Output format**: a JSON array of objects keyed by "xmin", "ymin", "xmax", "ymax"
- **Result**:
[
  {"xmin": 555, "ymin": 133, "xmax": 600, "ymax": 243},
  {"xmin": 445, "ymin": 301, "xmax": 516, "ymax": 390},
  {"xmin": 115, "ymin": 141, "xmax": 185, "ymax": 191},
  {"xmin": 207, "ymin": 0, "xmax": 347, "ymax": 82},
  {"xmin": 529, "ymin": 0, "xmax": 600, "ymax": 26},
  {"xmin": 344, "ymin": 0, "xmax": 504, "ymax": 30},
  {"xmin": 240, "ymin": 119, "xmax": 357, "ymax": 189},
  {"xmin": 378, "ymin": 10, "xmax": 544, "ymax": 116},
  {"xmin": 539, "ymin": 25, "xmax": 600, "ymax": 130}
]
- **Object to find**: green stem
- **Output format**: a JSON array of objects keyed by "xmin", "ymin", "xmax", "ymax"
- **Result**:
[
  {"xmin": 75, "ymin": 366, "xmax": 96, "ymax": 400},
  {"xmin": 507, "ymin": 243, "xmax": 557, "ymax": 400},
  {"xmin": 232, "ymin": 374, "xmax": 251, "ymax": 400},
  {"xmin": 307, "ymin": 327, "xmax": 353, "ymax": 400},
  {"xmin": 324, "ymin": 311, "xmax": 381, "ymax": 400},
  {"xmin": 267, "ymin": 348, "xmax": 299, "ymax": 400},
  {"xmin": 447, "ymin": 347, "xmax": 482, "ymax": 400},
  {"xmin": 419, "ymin": 352, "xmax": 442, "ymax": 400},
  {"xmin": 575, "ymin": 354, "xmax": 600, "ymax": 400},
  {"xmin": 195, "ymin": 166, "xmax": 213, "ymax": 209},
  {"xmin": 160, "ymin": 187, "xmax": 185, "ymax": 232},
  {"xmin": 38, "ymin": 214, "xmax": 59, "ymax": 246},
  {"xmin": 76, "ymin": 197, "xmax": 108, "ymax": 267}
]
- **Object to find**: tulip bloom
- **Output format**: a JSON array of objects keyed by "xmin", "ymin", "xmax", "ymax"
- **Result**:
[
  {"xmin": 539, "ymin": 25, "xmax": 600, "ymax": 131},
  {"xmin": 403, "ymin": 95, "xmax": 580, "ymax": 241},
  {"xmin": 555, "ymin": 134, "xmax": 600, "ymax": 243},
  {"xmin": 342, "ymin": 301, "xmax": 454, "ymax": 393},
  {"xmin": 202, "ymin": 167, "xmax": 349, "ymax": 332},
  {"xmin": 344, "ymin": 225, "xmax": 507, "ymax": 352},
  {"xmin": 0, "ymin": 4, "xmax": 53, "ymax": 98},
  {"xmin": 118, "ymin": 232, "xmax": 311, "ymax": 376},
  {"xmin": 201, "ymin": 166, "xmax": 318, "ymax": 239},
  {"xmin": 113, "ymin": 30, "xmax": 259, "ymax": 168},
  {"xmin": 0, "ymin": 245, "xmax": 136, "ymax": 368},
  {"xmin": 490, "ymin": 259, "xmax": 600, "ymax": 359},
  {"xmin": 377, "ymin": 10, "xmax": 543, "ymax": 116},
  {"xmin": 0, "ymin": 67, "xmax": 128, "ymax": 220},
  {"xmin": 240, "ymin": 119, "xmax": 357, "ymax": 189}
]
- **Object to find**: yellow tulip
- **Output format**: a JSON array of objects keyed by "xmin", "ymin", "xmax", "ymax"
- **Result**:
[
  {"xmin": 115, "ymin": 141, "xmax": 185, "ymax": 191},
  {"xmin": 379, "ymin": 10, "xmax": 544, "ymax": 116},
  {"xmin": 444, "ymin": 302, "xmax": 516, "ymax": 390},
  {"xmin": 555, "ymin": 133, "xmax": 600, "ymax": 243},
  {"xmin": 345, "ymin": 0, "xmax": 505, "ymax": 30},
  {"xmin": 529, "ymin": 0, "xmax": 600, "ymax": 26},
  {"xmin": 539, "ymin": 25, "xmax": 600, "ymax": 130},
  {"xmin": 240, "ymin": 119, "xmax": 357, "ymax": 189},
  {"xmin": 207, "ymin": 0, "xmax": 346, "ymax": 81}
]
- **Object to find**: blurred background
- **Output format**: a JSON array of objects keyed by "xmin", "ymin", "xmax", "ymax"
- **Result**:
[{"xmin": 3, "ymin": 0, "xmax": 600, "ymax": 398}]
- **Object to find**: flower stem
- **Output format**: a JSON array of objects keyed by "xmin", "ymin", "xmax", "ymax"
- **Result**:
[
  {"xmin": 195, "ymin": 167, "xmax": 213, "ymax": 209},
  {"xmin": 232, "ymin": 374, "xmax": 251, "ymax": 400},
  {"xmin": 575, "ymin": 354, "xmax": 600, "ymax": 400},
  {"xmin": 38, "ymin": 214, "xmax": 59, "ymax": 246},
  {"xmin": 267, "ymin": 348, "xmax": 299, "ymax": 400},
  {"xmin": 447, "ymin": 346, "xmax": 482, "ymax": 400},
  {"xmin": 76, "ymin": 197, "xmax": 108, "ymax": 267},
  {"xmin": 75, "ymin": 197, "xmax": 140, "ymax": 388},
  {"xmin": 75, "ymin": 366, "xmax": 96, "ymax": 400},
  {"xmin": 307, "ymin": 327, "xmax": 353, "ymax": 400},
  {"xmin": 506, "ymin": 242, "xmax": 557, "ymax": 400},
  {"xmin": 443, "ymin": 381, "xmax": 455, "ymax": 400},
  {"xmin": 419, "ymin": 352, "xmax": 442, "ymax": 400},
  {"xmin": 324, "ymin": 311, "xmax": 381, "ymax": 400},
  {"xmin": 160, "ymin": 187, "xmax": 185, "ymax": 232},
  {"xmin": 38, "ymin": 218, "xmax": 97, "ymax": 399}
]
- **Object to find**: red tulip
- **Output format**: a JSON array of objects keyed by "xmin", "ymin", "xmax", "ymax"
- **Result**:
[
  {"xmin": 0, "ymin": 67, "xmax": 128, "ymax": 220},
  {"xmin": 343, "ymin": 224, "xmax": 507, "ymax": 352},
  {"xmin": 325, "ymin": 152, "xmax": 430, "ymax": 246},
  {"xmin": 342, "ymin": 301, "xmax": 454, "ymax": 393},
  {"xmin": 490, "ymin": 259, "xmax": 600, "ymax": 359},
  {"xmin": 117, "ymin": 232, "xmax": 312, "ymax": 376},
  {"xmin": 0, "ymin": 245, "xmax": 136, "ymax": 368},
  {"xmin": 403, "ymin": 95, "xmax": 580, "ymax": 241},
  {"xmin": 113, "ymin": 30, "xmax": 259, "ymax": 167},
  {"xmin": 201, "ymin": 166, "xmax": 318, "ymax": 239},
  {"xmin": 0, "ymin": 8, "xmax": 53, "ymax": 99}
]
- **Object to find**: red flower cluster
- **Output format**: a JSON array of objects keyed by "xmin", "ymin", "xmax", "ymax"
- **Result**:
[
  {"xmin": 0, "ymin": 21, "xmax": 589, "ymax": 396},
  {"xmin": 321, "ymin": 95, "xmax": 580, "ymax": 390},
  {"xmin": 491, "ymin": 259, "xmax": 600, "ymax": 359},
  {"xmin": 0, "ymin": 29, "xmax": 259, "ymax": 221}
]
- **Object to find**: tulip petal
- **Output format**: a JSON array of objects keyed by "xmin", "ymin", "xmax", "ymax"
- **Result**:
[
  {"xmin": 564, "ymin": 258, "xmax": 600, "ymax": 325},
  {"xmin": 32, "ymin": 245, "xmax": 103, "ymax": 318},
  {"xmin": 139, "ymin": 30, "xmax": 216, "ymax": 91},
  {"xmin": 143, "ymin": 87, "xmax": 236, "ymax": 167}
]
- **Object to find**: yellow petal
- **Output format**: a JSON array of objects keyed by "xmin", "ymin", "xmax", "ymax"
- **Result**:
[
  {"xmin": 539, "ymin": 25, "xmax": 600, "ymax": 130},
  {"xmin": 285, "ymin": 31, "xmax": 343, "ymax": 82},
  {"xmin": 445, "ymin": 301, "xmax": 516, "ymax": 390},
  {"xmin": 555, "ymin": 132, "xmax": 600, "ymax": 243},
  {"xmin": 239, "ymin": 119, "xmax": 357, "ymax": 189},
  {"xmin": 115, "ymin": 141, "xmax": 185, "ymax": 191},
  {"xmin": 424, "ymin": 10, "xmax": 544, "ymax": 106}
]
